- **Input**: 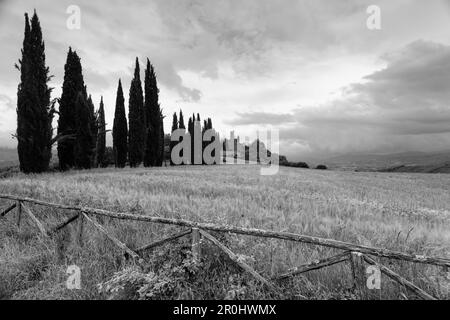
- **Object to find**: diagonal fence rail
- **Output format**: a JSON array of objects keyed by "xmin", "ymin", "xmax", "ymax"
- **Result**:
[{"xmin": 0, "ymin": 194, "xmax": 448, "ymax": 300}]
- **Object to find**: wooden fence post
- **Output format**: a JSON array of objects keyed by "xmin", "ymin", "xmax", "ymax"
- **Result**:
[
  {"xmin": 191, "ymin": 228, "xmax": 201, "ymax": 263},
  {"xmin": 16, "ymin": 201, "xmax": 22, "ymax": 229},
  {"xmin": 77, "ymin": 211, "xmax": 84, "ymax": 247},
  {"xmin": 350, "ymin": 252, "xmax": 368, "ymax": 300}
]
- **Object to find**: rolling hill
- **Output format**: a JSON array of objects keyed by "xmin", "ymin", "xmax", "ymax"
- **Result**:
[{"xmin": 322, "ymin": 150, "xmax": 450, "ymax": 173}]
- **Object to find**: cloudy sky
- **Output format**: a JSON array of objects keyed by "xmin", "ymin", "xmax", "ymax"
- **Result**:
[{"xmin": 0, "ymin": 0, "xmax": 450, "ymax": 161}]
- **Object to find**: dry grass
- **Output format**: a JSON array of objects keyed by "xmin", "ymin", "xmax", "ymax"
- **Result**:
[{"xmin": 0, "ymin": 165, "xmax": 449, "ymax": 300}]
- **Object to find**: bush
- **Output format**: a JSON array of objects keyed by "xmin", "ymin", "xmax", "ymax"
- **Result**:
[
  {"xmin": 316, "ymin": 165, "xmax": 328, "ymax": 170},
  {"xmin": 281, "ymin": 161, "xmax": 309, "ymax": 168},
  {"xmin": 104, "ymin": 147, "xmax": 115, "ymax": 166},
  {"xmin": 97, "ymin": 236, "xmax": 272, "ymax": 300}
]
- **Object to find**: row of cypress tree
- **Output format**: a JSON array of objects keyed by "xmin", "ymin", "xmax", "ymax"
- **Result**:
[
  {"xmin": 16, "ymin": 11, "xmax": 164, "ymax": 173},
  {"xmin": 170, "ymin": 110, "xmax": 217, "ymax": 165},
  {"xmin": 112, "ymin": 58, "xmax": 164, "ymax": 168}
]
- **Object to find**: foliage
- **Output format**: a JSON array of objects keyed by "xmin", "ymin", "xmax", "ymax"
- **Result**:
[
  {"xmin": 170, "ymin": 113, "xmax": 178, "ymax": 166},
  {"xmin": 281, "ymin": 161, "xmax": 310, "ymax": 168},
  {"xmin": 16, "ymin": 11, "xmax": 53, "ymax": 173},
  {"xmin": 112, "ymin": 80, "xmax": 128, "ymax": 168},
  {"xmin": 96, "ymin": 97, "xmax": 107, "ymax": 167},
  {"xmin": 87, "ymin": 95, "xmax": 97, "ymax": 167},
  {"xmin": 57, "ymin": 48, "xmax": 86, "ymax": 170},
  {"xmin": 98, "ymin": 241, "xmax": 264, "ymax": 300},
  {"xmin": 144, "ymin": 59, "xmax": 163, "ymax": 167},
  {"xmin": 74, "ymin": 92, "xmax": 95, "ymax": 169},
  {"xmin": 128, "ymin": 58, "xmax": 145, "ymax": 167}
]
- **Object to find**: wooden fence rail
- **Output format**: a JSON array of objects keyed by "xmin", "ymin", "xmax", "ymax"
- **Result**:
[{"xmin": 0, "ymin": 194, "xmax": 448, "ymax": 300}]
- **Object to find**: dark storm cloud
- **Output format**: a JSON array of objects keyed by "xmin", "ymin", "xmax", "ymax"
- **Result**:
[
  {"xmin": 278, "ymin": 40, "xmax": 450, "ymax": 155},
  {"xmin": 227, "ymin": 40, "xmax": 450, "ymax": 157}
]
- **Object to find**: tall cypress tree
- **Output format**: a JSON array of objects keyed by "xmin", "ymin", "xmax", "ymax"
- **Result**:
[
  {"xmin": 16, "ymin": 11, "xmax": 54, "ymax": 173},
  {"xmin": 191, "ymin": 113, "xmax": 197, "ymax": 164},
  {"xmin": 178, "ymin": 110, "xmax": 185, "ymax": 130},
  {"xmin": 144, "ymin": 59, "xmax": 162, "ymax": 167},
  {"xmin": 113, "ymin": 79, "xmax": 128, "ymax": 168},
  {"xmin": 202, "ymin": 119, "xmax": 208, "ymax": 164},
  {"xmin": 96, "ymin": 96, "xmax": 106, "ymax": 167},
  {"xmin": 74, "ymin": 92, "xmax": 93, "ymax": 169},
  {"xmin": 87, "ymin": 94, "xmax": 97, "ymax": 166},
  {"xmin": 188, "ymin": 116, "xmax": 193, "ymax": 164},
  {"xmin": 170, "ymin": 112, "xmax": 178, "ymax": 166},
  {"xmin": 128, "ymin": 58, "xmax": 144, "ymax": 167},
  {"xmin": 178, "ymin": 110, "xmax": 185, "ymax": 164},
  {"xmin": 157, "ymin": 110, "xmax": 165, "ymax": 166},
  {"xmin": 58, "ymin": 48, "xmax": 85, "ymax": 170}
]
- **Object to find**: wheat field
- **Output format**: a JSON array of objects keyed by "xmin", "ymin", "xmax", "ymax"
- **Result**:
[{"xmin": 0, "ymin": 165, "xmax": 449, "ymax": 300}]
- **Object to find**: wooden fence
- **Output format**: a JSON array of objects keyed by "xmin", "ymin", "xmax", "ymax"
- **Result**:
[{"xmin": 1, "ymin": 194, "xmax": 449, "ymax": 300}]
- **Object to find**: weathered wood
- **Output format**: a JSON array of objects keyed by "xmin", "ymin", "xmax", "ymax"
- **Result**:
[
  {"xmin": 135, "ymin": 229, "xmax": 192, "ymax": 254},
  {"xmin": 0, "ymin": 203, "xmax": 16, "ymax": 217},
  {"xmin": 274, "ymin": 251, "xmax": 350, "ymax": 281},
  {"xmin": 363, "ymin": 255, "xmax": 436, "ymax": 300},
  {"xmin": 82, "ymin": 212, "xmax": 139, "ymax": 260},
  {"xmin": 191, "ymin": 228, "xmax": 201, "ymax": 263},
  {"xmin": 48, "ymin": 213, "xmax": 80, "ymax": 236},
  {"xmin": 21, "ymin": 203, "xmax": 48, "ymax": 238},
  {"xmin": 1, "ymin": 194, "xmax": 449, "ymax": 267},
  {"xmin": 0, "ymin": 194, "xmax": 83, "ymax": 212},
  {"xmin": 80, "ymin": 206, "xmax": 450, "ymax": 267},
  {"xmin": 76, "ymin": 211, "xmax": 84, "ymax": 247},
  {"xmin": 199, "ymin": 229, "xmax": 281, "ymax": 295},
  {"xmin": 350, "ymin": 252, "xmax": 368, "ymax": 300},
  {"xmin": 16, "ymin": 201, "xmax": 22, "ymax": 228}
]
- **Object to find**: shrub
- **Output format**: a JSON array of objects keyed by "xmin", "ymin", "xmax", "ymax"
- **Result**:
[
  {"xmin": 281, "ymin": 161, "xmax": 309, "ymax": 168},
  {"xmin": 316, "ymin": 165, "xmax": 328, "ymax": 170}
]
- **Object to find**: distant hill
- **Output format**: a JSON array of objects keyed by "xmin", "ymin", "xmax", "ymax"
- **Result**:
[
  {"xmin": 0, "ymin": 147, "xmax": 18, "ymax": 168},
  {"xmin": 322, "ymin": 150, "xmax": 450, "ymax": 173},
  {"xmin": 381, "ymin": 163, "xmax": 450, "ymax": 174}
]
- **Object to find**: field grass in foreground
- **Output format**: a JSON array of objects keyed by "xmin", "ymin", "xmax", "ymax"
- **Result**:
[{"xmin": 0, "ymin": 165, "xmax": 449, "ymax": 299}]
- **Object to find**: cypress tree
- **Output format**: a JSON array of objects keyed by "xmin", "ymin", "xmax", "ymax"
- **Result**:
[
  {"xmin": 188, "ymin": 116, "xmax": 193, "ymax": 164},
  {"xmin": 58, "ymin": 48, "xmax": 85, "ymax": 170},
  {"xmin": 178, "ymin": 110, "xmax": 185, "ymax": 130},
  {"xmin": 223, "ymin": 139, "xmax": 227, "ymax": 163},
  {"xmin": 157, "ymin": 110, "xmax": 165, "ymax": 166},
  {"xmin": 113, "ymin": 79, "xmax": 128, "ymax": 168},
  {"xmin": 87, "ymin": 94, "xmax": 97, "ymax": 166},
  {"xmin": 16, "ymin": 11, "xmax": 54, "ymax": 173},
  {"xmin": 74, "ymin": 92, "xmax": 93, "ymax": 169},
  {"xmin": 188, "ymin": 117, "xmax": 193, "ymax": 136},
  {"xmin": 96, "ymin": 96, "xmax": 106, "ymax": 167},
  {"xmin": 207, "ymin": 118, "xmax": 213, "ymax": 130},
  {"xmin": 128, "ymin": 58, "xmax": 145, "ymax": 167},
  {"xmin": 144, "ymin": 59, "xmax": 163, "ymax": 167},
  {"xmin": 193, "ymin": 114, "xmax": 202, "ymax": 165},
  {"xmin": 170, "ymin": 112, "xmax": 178, "ymax": 165},
  {"xmin": 202, "ymin": 119, "xmax": 208, "ymax": 164},
  {"xmin": 178, "ymin": 110, "xmax": 185, "ymax": 164}
]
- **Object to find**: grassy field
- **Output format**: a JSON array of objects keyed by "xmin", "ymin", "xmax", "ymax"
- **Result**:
[{"xmin": 0, "ymin": 165, "xmax": 449, "ymax": 300}]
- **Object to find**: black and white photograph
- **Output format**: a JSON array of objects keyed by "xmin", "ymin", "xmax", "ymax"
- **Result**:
[{"xmin": 0, "ymin": 0, "xmax": 449, "ymax": 310}]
